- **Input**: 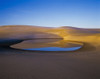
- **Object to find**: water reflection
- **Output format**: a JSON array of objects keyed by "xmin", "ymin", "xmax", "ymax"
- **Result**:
[
  {"xmin": 11, "ymin": 39, "xmax": 83, "ymax": 51},
  {"xmin": 23, "ymin": 47, "xmax": 81, "ymax": 51}
]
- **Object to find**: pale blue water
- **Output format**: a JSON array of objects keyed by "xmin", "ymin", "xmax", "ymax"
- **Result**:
[{"xmin": 23, "ymin": 46, "xmax": 81, "ymax": 51}]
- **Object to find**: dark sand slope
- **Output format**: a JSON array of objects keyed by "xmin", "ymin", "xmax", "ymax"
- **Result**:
[
  {"xmin": 0, "ymin": 39, "xmax": 23, "ymax": 47},
  {"xmin": 0, "ymin": 25, "xmax": 100, "ymax": 79}
]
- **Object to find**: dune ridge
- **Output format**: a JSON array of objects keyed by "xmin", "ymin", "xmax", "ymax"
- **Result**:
[{"xmin": 0, "ymin": 25, "xmax": 100, "ymax": 49}]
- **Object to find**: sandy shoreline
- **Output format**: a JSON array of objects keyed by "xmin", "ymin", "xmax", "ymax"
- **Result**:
[{"xmin": 0, "ymin": 42, "xmax": 100, "ymax": 79}]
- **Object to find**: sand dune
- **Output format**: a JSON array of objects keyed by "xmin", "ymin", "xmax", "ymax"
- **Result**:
[
  {"xmin": 0, "ymin": 25, "xmax": 100, "ymax": 46},
  {"xmin": 0, "ymin": 25, "xmax": 100, "ymax": 38},
  {"xmin": 0, "ymin": 25, "xmax": 100, "ymax": 79},
  {"xmin": 0, "ymin": 25, "xmax": 61, "ymax": 39}
]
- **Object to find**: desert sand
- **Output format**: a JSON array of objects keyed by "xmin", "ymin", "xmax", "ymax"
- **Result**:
[{"xmin": 0, "ymin": 25, "xmax": 100, "ymax": 79}]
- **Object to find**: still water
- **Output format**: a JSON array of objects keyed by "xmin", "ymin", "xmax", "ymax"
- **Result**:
[{"xmin": 11, "ymin": 39, "xmax": 82, "ymax": 51}]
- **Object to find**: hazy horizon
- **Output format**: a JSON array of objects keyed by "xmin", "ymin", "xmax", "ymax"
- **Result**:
[{"xmin": 0, "ymin": 0, "xmax": 100, "ymax": 28}]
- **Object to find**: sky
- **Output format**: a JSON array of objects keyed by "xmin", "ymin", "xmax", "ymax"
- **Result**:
[{"xmin": 0, "ymin": 0, "xmax": 100, "ymax": 28}]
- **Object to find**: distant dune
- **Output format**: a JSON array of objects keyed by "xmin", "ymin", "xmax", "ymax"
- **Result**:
[
  {"xmin": 0, "ymin": 25, "xmax": 100, "ymax": 47},
  {"xmin": 0, "ymin": 25, "xmax": 61, "ymax": 39}
]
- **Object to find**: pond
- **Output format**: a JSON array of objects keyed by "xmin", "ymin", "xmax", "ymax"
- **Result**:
[{"xmin": 11, "ymin": 39, "xmax": 82, "ymax": 51}]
